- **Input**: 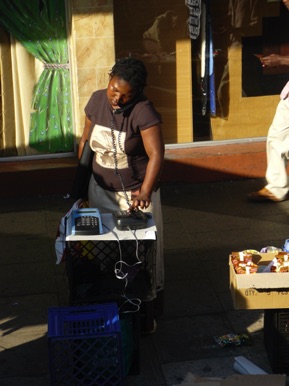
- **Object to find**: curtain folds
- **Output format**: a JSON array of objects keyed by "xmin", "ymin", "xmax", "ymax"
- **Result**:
[
  {"xmin": 0, "ymin": 25, "xmax": 17, "ymax": 156},
  {"xmin": 0, "ymin": 0, "xmax": 73, "ymax": 153}
]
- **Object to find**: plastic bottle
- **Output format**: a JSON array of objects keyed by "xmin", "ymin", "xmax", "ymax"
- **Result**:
[{"xmin": 283, "ymin": 239, "xmax": 289, "ymax": 252}]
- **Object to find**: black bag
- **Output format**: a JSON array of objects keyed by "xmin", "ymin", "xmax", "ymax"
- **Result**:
[{"xmin": 70, "ymin": 141, "xmax": 94, "ymax": 199}]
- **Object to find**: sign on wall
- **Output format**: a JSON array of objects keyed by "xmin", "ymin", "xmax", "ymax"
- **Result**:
[{"xmin": 185, "ymin": 0, "xmax": 202, "ymax": 40}]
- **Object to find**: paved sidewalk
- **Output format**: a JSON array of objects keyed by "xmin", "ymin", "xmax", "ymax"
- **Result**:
[{"xmin": 0, "ymin": 178, "xmax": 289, "ymax": 385}]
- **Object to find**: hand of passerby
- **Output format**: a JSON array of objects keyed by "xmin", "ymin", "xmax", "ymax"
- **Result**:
[
  {"xmin": 259, "ymin": 54, "xmax": 289, "ymax": 68},
  {"xmin": 260, "ymin": 54, "xmax": 282, "ymax": 68},
  {"xmin": 283, "ymin": 0, "xmax": 289, "ymax": 11}
]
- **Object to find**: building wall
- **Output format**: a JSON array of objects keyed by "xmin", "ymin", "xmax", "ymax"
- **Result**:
[
  {"xmin": 68, "ymin": 0, "xmax": 288, "ymax": 146},
  {"xmin": 210, "ymin": 44, "xmax": 279, "ymax": 141},
  {"xmin": 69, "ymin": 0, "xmax": 193, "ymax": 145},
  {"xmin": 69, "ymin": 0, "xmax": 115, "ymax": 141}
]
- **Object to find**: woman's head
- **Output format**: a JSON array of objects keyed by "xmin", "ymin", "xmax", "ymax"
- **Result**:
[
  {"xmin": 107, "ymin": 57, "xmax": 147, "ymax": 110},
  {"xmin": 109, "ymin": 57, "xmax": 147, "ymax": 92}
]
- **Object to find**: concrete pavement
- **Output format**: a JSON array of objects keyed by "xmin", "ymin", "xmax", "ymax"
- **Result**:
[{"xmin": 0, "ymin": 178, "xmax": 289, "ymax": 385}]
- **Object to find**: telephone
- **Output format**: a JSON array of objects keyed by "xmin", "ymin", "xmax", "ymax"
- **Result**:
[
  {"xmin": 71, "ymin": 208, "xmax": 103, "ymax": 235},
  {"xmin": 113, "ymin": 209, "xmax": 148, "ymax": 230}
]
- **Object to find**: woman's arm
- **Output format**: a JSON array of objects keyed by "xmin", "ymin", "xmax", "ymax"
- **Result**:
[
  {"xmin": 131, "ymin": 123, "xmax": 165, "ymax": 210},
  {"xmin": 78, "ymin": 116, "xmax": 92, "ymax": 159}
]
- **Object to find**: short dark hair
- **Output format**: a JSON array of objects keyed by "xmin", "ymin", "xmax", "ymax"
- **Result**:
[{"xmin": 109, "ymin": 57, "xmax": 147, "ymax": 91}]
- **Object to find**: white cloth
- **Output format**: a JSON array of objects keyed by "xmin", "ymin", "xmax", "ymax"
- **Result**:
[
  {"xmin": 265, "ymin": 95, "xmax": 289, "ymax": 200},
  {"xmin": 280, "ymin": 81, "xmax": 289, "ymax": 100},
  {"xmin": 55, "ymin": 198, "xmax": 83, "ymax": 264},
  {"xmin": 88, "ymin": 176, "xmax": 164, "ymax": 291}
]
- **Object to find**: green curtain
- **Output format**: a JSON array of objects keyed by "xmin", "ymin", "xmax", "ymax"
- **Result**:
[{"xmin": 0, "ymin": 0, "xmax": 73, "ymax": 153}]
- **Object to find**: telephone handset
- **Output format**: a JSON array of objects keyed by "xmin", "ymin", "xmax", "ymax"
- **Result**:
[
  {"xmin": 113, "ymin": 209, "xmax": 149, "ymax": 230},
  {"xmin": 113, "ymin": 91, "xmax": 143, "ymax": 115}
]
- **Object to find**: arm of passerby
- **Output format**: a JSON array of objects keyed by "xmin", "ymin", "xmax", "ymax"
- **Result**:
[
  {"xmin": 260, "ymin": 54, "xmax": 289, "ymax": 68},
  {"xmin": 283, "ymin": 0, "xmax": 289, "ymax": 11}
]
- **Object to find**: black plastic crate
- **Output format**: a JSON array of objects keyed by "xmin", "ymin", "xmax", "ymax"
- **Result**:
[
  {"xmin": 119, "ymin": 312, "xmax": 140, "ymax": 376},
  {"xmin": 48, "ymin": 303, "xmax": 123, "ymax": 386},
  {"xmin": 65, "ymin": 239, "xmax": 156, "ymax": 306},
  {"xmin": 264, "ymin": 309, "xmax": 289, "ymax": 375}
]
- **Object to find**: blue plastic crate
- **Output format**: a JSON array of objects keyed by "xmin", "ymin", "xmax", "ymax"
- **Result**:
[
  {"xmin": 48, "ymin": 303, "xmax": 120, "ymax": 337},
  {"xmin": 48, "ymin": 303, "xmax": 123, "ymax": 386}
]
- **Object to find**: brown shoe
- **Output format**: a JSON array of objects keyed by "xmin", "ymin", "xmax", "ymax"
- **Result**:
[{"xmin": 248, "ymin": 187, "xmax": 285, "ymax": 202}]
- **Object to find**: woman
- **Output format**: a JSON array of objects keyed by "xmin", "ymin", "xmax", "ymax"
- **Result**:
[{"xmin": 78, "ymin": 57, "xmax": 165, "ymax": 314}]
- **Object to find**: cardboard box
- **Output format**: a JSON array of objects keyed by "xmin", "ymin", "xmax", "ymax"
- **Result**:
[
  {"xmin": 229, "ymin": 253, "xmax": 289, "ymax": 309},
  {"xmin": 174, "ymin": 374, "xmax": 286, "ymax": 386}
]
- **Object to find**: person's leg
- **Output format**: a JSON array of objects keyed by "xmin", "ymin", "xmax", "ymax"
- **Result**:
[
  {"xmin": 148, "ymin": 189, "xmax": 164, "ymax": 318},
  {"xmin": 131, "ymin": 188, "xmax": 164, "ymax": 330},
  {"xmin": 265, "ymin": 99, "xmax": 289, "ymax": 199},
  {"xmin": 147, "ymin": 189, "xmax": 164, "ymax": 292},
  {"xmin": 249, "ymin": 98, "xmax": 289, "ymax": 202}
]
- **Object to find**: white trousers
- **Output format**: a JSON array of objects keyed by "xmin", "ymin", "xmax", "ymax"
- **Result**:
[
  {"xmin": 88, "ymin": 176, "xmax": 164, "ymax": 291},
  {"xmin": 265, "ymin": 98, "xmax": 289, "ymax": 200}
]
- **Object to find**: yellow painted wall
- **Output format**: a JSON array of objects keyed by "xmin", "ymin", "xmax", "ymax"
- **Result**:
[
  {"xmin": 211, "ymin": 44, "xmax": 279, "ymax": 140},
  {"xmin": 176, "ymin": 39, "xmax": 193, "ymax": 143},
  {"xmin": 70, "ymin": 0, "xmax": 115, "ymax": 141}
]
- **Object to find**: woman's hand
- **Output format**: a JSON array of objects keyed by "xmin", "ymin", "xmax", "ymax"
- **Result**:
[{"xmin": 130, "ymin": 189, "xmax": 151, "ymax": 210}]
